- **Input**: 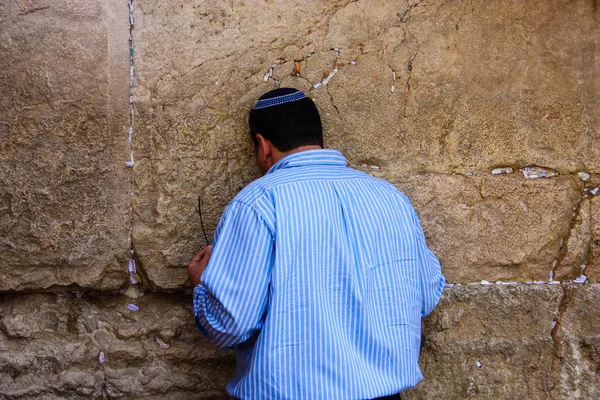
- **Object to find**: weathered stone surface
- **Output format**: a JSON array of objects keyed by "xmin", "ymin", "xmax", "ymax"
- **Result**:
[
  {"xmin": 589, "ymin": 196, "xmax": 600, "ymax": 282},
  {"xmin": 132, "ymin": 0, "xmax": 599, "ymax": 288},
  {"xmin": 555, "ymin": 174, "xmax": 600, "ymax": 282},
  {"xmin": 325, "ymin": 0, "xmax": 600, "ymax": 174},
  {"xmin": 5, "ymin": 286, "xmax": 598, "ymax": 399},
  {"xmin": 406, "ymin": 284, "xmax": 562, "ymax": 400},
  {"xmin": 555, "ymin": 198, "xmax": 591, "ymax": 281},
  {"xmin": 131, "ymin": 0, "xmax": 342, "ymax": 288},
  {"xmin": 378, "ymin": 172, "xmax": 581, "ymax": 283},
  {"xmin": 0, "ymin": 292, "xmax": 234, "ymax": 399},
  {"xmin": 0, "ymin": 0, "xmax": 131, "ymax": 291},
  {"xmin": 552, "ymin": 284, "xmax": 600, "ymax": 399},
  {"xmin": 1, "ymin": 0, "xmax": 599, "ymax": 397},
  {"xmin": 585, "ymin": 180, "xmax": 600, "ymax": 282}
]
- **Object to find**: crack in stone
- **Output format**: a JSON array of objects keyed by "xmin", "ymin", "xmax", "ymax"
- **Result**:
[
  {"xmin": 19, "ymin": 6, "xmax": 50, "ymax": 16},
  {"xmin": 547, "ymin": 284, "xmax": 569, "ymax": 399},
  {"xmin": 403, "ymin": 58, "xmax": 415, "ymax": 119},
  {"xmin": 318, "ymin": 1, "xmax": 354, "ymax": 51},
  {"xmin": 552, "ymin": 190, "xmax": 588, "ymax": 280},
  {"xmin": 295, "ymin": 73, "xmax": 315, "ymax": 89},
  {"xmin": 325, "ymin": 86, "xmax": 341, "ymax": 119},
  {"xmin": 399, "ymin": 1, "xmax": 421, "ymax": 23},
  {"xmin": 98, "ymin": 365, "xmax": 108, "ymax": 398},
  {"xmin": 264, "ymin": 53, "xmax": 317, "ymax": 88},
  {"xmin": 353, "ymin": 0, "xmax": 368, "ymax": 21},
  {"xmin": 399, "ymin": 5, "xmax": 420, "ymax": 119},
  {"xmin": 582, "ymin": 194, "xmax": 595, "ymax": 276},
  {"xmin": 353, "ymin": 0, "xmax": 371, "ymax": 41}
]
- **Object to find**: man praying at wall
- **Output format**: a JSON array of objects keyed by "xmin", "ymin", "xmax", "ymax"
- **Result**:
[{"xmin": 188, "ymin": 87, "xmax": 445, "ymax": 400}]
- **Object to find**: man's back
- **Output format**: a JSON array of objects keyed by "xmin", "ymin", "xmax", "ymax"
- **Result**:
[{"xmin": 194, "ymin": 149, "xmax": 445, "ymax": 399}]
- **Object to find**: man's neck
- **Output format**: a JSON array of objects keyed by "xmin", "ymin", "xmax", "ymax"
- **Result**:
[{"xmin": 271, "ymin": 145, "xmax": 322, "ymax": 164}]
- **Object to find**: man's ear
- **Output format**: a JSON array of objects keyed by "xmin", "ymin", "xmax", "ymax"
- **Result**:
[{"xmin": 255, "ymin": 134, "xmax": 272, "ymax": 164}]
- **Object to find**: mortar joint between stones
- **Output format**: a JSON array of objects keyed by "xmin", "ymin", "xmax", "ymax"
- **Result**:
[{"xmin": 126, "ymin": 0, "xmax": 139, "ymax": 289}]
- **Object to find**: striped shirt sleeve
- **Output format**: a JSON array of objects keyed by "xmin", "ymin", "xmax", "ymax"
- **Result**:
[
  {"xmin": 193, "ymin": 200, "xmax": 274, "ymax": 348},
  {"xmin": 411, "ymin": 209, "xmax": 445, "ymax": 317}
]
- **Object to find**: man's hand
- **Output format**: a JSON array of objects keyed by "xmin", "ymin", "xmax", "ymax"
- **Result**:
[{"xmin": 188, "ymin": 245, "xmax": 213, "ymax": 287}]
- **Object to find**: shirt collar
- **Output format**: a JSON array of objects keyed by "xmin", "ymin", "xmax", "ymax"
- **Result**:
[{"xmin": 266, "ymin": 149, "xmax": 347, "ymax": 175}]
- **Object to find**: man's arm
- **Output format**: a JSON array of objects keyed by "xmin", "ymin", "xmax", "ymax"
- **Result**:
[
  {"xmin": 412, "ymin": 209, "xmax": 445, "ymax": 317},
  {"xmin": 191, "ymin": 200, "xmax": 274, "ymax": 349}
]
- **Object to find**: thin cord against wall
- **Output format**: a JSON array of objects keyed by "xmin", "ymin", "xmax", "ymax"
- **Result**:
[{"xmin": 198, "ymin": 194, "xmax": 210, "ymax": 246}]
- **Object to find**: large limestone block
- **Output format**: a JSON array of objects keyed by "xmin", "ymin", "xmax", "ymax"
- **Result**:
[
  {"xmin": 405, "ymin": 285, "xmax": 562, "ymax": 400},
  {"xmin": 0, "ymin": 292, "xmax": 234, "ymax": 399},
  {"xmin": 133, "ymin": 0, "xmax": 598, "ymax": 288},
  {"xmin": 380, "ymin": 172, "xmax": 582, "ymax": 283},
  {"xmin": 553, "ymin": 284, "xmax": 600, "ymax": 399},
  {"xmin": 323, "ymin": 0, "xmax": 600, "ymax": 174},
  {"xmin": 132, "ymin": 0, "xmax": 348, "ymax": 288},
  {"xmin": 0, "ymin": 0, "xmax": 131, "ymax": 291},
  {"xmin": 555, "ymin": 174, "xmax": 600, "ymax": 282},
  {"xmin": 132, "ymin": 156, "xmax": 259, "ymax": 288}
]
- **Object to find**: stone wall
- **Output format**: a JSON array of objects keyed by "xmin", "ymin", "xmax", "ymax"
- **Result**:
[{"xmin": 1, "ymin": 0, "xmax": 599, "ymax": 398}]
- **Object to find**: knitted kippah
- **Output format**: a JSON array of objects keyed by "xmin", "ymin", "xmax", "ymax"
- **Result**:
[{"xmin": 254, "ymin": 88, "xmax": 307, "ymax": 109}]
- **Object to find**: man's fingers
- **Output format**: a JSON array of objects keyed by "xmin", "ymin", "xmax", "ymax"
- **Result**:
[
  {"xmin": 187, "ymin": 245, "xmax": 213, "ymax": 287},
  {"xmin": 189, "ymin": 245, "xmax": 212, "ymax": 265},
  {"xmin": 198, "ymin": 245, "xmax": 212, "ymax": 261},
  {"xmin": 189, "ymin": 248, "xmax": 206, "ymax": 265}
]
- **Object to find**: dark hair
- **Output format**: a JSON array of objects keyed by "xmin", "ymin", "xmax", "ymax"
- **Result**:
[{"xmin": 249, "ymin": 88, "xmax": 323, "ymax": 152}]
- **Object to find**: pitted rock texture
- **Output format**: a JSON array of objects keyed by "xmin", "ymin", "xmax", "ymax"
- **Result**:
[
  {"xmin": 0, "ymin": 0, "xmax": 131, "ymax": 291},
  {"xmin": 404, "ymin": 284, "xmax": 600, "ymax": 400},
  {"xmin": 589, "ymin": 194, "xmax": 600, "ymax": 281},
  {"xmin": 1, "ymin": 0, "xmax": 600, "ymax": 398},
  {"xmin": 1, "ymin": 285, "xmax": 598, "ymax": 399},
  {"xmin": 132, "ymin": 0, "xmax": 599, "ymax": 288},
  {"xmin": 553, "ymin": 284, "xmax": 600, "ymax": 399},
  {"xmin": 0, "ymin": 292, "xmax": 235, "ymax": 399},
  {"xmin": 387, "ymin": 173, "xmax": 582, "ymax": 283},
  {"xmin": 405, "ymin": 284, "xmax": 562, "ymax": 399},
  {"xmin": 555, "ymin": 173, "xmax": 600, "ymax": 282}
]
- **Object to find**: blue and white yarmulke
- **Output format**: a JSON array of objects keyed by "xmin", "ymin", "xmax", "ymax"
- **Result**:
[{"xmin": 254, "ymin": 90, "xmax": 307, "ymax": 109}]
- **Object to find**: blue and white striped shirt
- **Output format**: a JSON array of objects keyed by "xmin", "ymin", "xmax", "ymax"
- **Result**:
[{"xmin": 194, "ymin": 149, "xmax": 445, "ymax": 399}]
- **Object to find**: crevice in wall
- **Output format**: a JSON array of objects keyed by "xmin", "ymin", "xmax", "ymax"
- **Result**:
[
  {"xmin": 547, "ymin": 284, "xmax": 569, "ymax": 399},
  {"xmin": 97, "ymin": 367, "xmax": 107, "ymax": 398},
  {"xmin": 582, "ymin": 192, "xmax": 595, "ymax": 278},
  {"xmin": 259, "ymin": 53, "xmax": 351, "ymax": 125},
  {"xmin": 403, "ymin": 48, "xmax": 419, "ymax": 115},
  {"xmin": 295, "ymin": 72, "xmax": 316, "ymax": 90},
  {"xmin": 399, "ymin": 0, "xmax": 423, "ymax": 23},
  {"xmin": 125, "ymin": 0, "xmax": 142, "ymax": 295},
  {"xmin": 399, "ymin": 5, "xmax": 420, "ymax": 119},
  {"xmin": 325, "ymin": 86, "xmax": 341, "ymax": 118},
  {"xmin": 317, "ymin": 1, "xmax": 356, "ymax": 51},
  {"xmin": 262, "ymin": 63, "xmax": 280, "ymax": 87},
  {"xmin": 443, "ymin": 280, "xmax": 590, "ymax": 288},
  {"xmin": 312, "ymin": 49, "xmax": 341, "ymax": 90},
  {"xmin": 552, "ymin": 188, "xmax": 589, "ymax": 282},
  {"xmin": 390, "ymin": 68, "xmax": 397, "ymax": 93},
  {"xmin": 19, "ymin": 5, "xmax": 50, "ymax": 16}
]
